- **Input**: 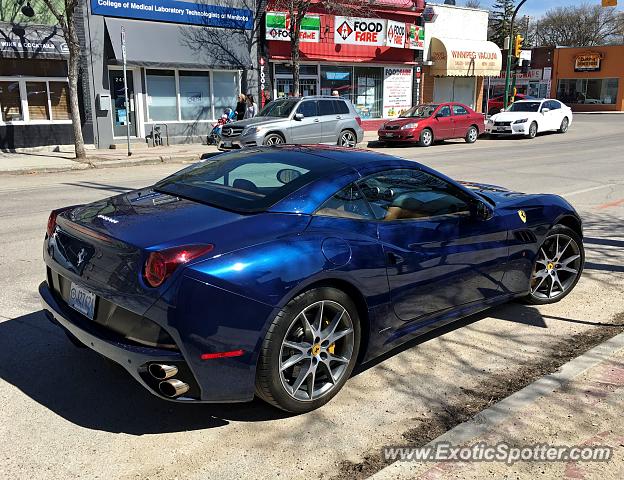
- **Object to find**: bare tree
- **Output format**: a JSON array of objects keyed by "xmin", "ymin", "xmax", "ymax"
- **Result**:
[
  {"xmin": 488, "ymin": 0, "xmax": 516, "ymax": 48},
  {"xmin": 465, "ymin": 0, "xmax": 481, "ymax": 8},
  {"xmin": 270, "ymin": 0, "xmax": 369, "ymax": 96},
  {"xmin": 40, "ymin": 0, "xmax": 86, "ymax": 159},
  {"xmin": 535, "ymin": 2, "xmax": 623, "ymax": 47}
]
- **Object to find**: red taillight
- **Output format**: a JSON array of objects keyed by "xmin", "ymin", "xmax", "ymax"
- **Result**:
[
  {"xmin": 47, "ymin": 206, "xmax": 75, "ymax": 237},
  {"xmin": 355, "ymin": 116, "xmax": 362, "ymax": 127},
  {"xmin": 144, "ymin": 244, "xmax": 214, "ymax": 288}
]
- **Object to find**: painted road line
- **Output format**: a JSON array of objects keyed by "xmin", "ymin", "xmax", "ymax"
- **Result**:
[{"xmin": 369, "ymin": 330, "xmax": 624, "ymax": 480}]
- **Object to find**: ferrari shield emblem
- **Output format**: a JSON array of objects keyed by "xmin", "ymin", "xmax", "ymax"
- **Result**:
[{"xmin": 518, "ymin": 210, "xmax": 527, "ymax": 223}]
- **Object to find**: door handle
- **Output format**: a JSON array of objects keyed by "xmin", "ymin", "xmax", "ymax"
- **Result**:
[
  {"xmin": 336, "ymin": 115, "xmax": 342, "ymax": 119},
  {"xmin": 314, "ymin": 118, "xmax": 320, "ymax": 123},
  {"xmin": 387, "ymin": 252, "xmax": 405, "ymax": 265}
]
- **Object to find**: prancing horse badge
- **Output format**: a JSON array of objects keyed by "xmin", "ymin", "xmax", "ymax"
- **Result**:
[{"xmin": 518, "ymin": 210, "xmax": 527, "ymax": 223}]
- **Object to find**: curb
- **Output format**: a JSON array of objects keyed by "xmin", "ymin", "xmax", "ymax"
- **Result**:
[{"xmin": 369, "ymin": 330, "xmax": 624, "ymax": 479}]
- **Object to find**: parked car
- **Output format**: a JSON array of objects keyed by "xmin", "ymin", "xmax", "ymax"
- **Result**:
[
  {"xmin": 487, "ymin": 93, "xmax": 536, "ymax": 116},
  {"xmin": 40, "ymin": 146, "xmax": 584, "ymax": 413},
  {"xmin": 377, "ymin": 103, "xmax": 485, "ymax": 147},
  {"xmin": 485, "ymin": 99, "xmax": 573, "ymax": 138},
  {"xmin": 217, "ymin": 96, "xmax": 364, "ymax": 150}
]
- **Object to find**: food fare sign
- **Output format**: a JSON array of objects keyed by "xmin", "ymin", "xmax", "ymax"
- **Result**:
[{"xmin": 334, "ymin": 16, "xmax": 387, "ymax": 46}]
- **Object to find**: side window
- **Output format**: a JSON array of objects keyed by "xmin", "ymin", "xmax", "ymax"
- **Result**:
[
  {"xmin": 452, "ymin": 105, "xmax": 468, "ymax": 116},
  {"xmin": 333, "ymin": 100, "xmax": 350, "ymax": 114},
  {"xmin": 318, "ymin": 100, "xmax": 335, "ymax": 116},
  {"xmin": 549, "ymin": 100, "xmax": 561, "ymax": 110},
  {"xmin": 436, "ymin": 105, "xmax": 451, "ymax": 118},
  {"xmin": 296, "ymin": 100, "xmax": 318, "ymax": 117},
  {"xmin": 541, "ymin": 101, "xmax": 550, "ymax": 111},
  {"xmin": 357, "ymin": 169, "xmax": 470, "ymax": 221},
  {"xmin": 316, "ymin": 184, "xmax": 373, "ymax": 220}
]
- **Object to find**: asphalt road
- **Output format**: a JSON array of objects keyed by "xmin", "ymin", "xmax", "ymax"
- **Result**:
[{"xmin": 1, "ymin": 115, "xmax": 623, "ymax": 480}]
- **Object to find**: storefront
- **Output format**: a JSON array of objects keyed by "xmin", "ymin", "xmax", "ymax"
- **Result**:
[
  {"xmin": 0, "ymin": 24, "xmax": 76, "ymax": 149},
  {"xmin": 264, "ymin": 1, "xmax": 426, "ymax": 123},
  {"xmin": 551, "ymin": 46, "xmax": 623, "ymax": 112},
  {"xmin": 420, "ymin": 3, "xmax": 501, "ymax": 112},
  {"xmin": 84, "ymin": 0, "xmax": 256, "ymax": 148}
]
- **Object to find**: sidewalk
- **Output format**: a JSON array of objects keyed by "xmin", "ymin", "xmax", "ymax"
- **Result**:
[
  {"xmin": 370, "ymin": 331, "xmax": 624, "ymax": 479},
  {"xmin": 0, "ymin": 132, "xmax": 381, "ymax": 175}
]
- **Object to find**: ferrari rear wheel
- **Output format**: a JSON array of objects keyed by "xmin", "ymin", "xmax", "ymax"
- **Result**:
[
  {"xmin": 256, "ymin": 287, "xmax": 360, "ymax": 413},
  {"xmin": 525, "ymin": 225, "xmax": 584, "ymax": 305}
]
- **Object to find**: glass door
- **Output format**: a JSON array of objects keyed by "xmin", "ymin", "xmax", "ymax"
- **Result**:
[{"xmin": 109, "ymin": 70, "xmax": 137, "ymax": 137}]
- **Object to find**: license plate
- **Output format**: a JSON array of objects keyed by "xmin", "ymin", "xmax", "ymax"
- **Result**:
[
  {"xmin": 68, "ymin": 282, "xmax": 96, "ymax": 320},
  {"xmin": 385, "ymin": 133, "xmax": 395, "ymax": 138},
  {"xmin": 222, "ymin": 141, "xmax": 232, "ymax": 148},
  {"xmin": 497, "ymin": 127, "xmax": 507, "ymax": 132}
]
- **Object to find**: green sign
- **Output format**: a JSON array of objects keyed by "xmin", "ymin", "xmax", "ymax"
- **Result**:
[{"xmin": 265, "ymin": 12, "xmax": 320, "ymax": 43}]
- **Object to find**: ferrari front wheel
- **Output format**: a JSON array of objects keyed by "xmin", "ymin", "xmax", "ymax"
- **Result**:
[
  {"xmin": 525, "ymin": 225, "xmax": 584, "ymax": 305},
  {"xmin": 255, "ymin": 288, "xmax": 360, "ymax": 413}
]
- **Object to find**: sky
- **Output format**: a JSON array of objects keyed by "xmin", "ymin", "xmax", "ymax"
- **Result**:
[{"xmin": 475, "ymin": 0, "xmax": 623, "ymax": 18}]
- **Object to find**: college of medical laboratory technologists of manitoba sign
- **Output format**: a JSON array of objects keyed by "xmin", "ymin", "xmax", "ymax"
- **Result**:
[{"xmin": 91, "ymin": 0, "xmax": 254, "ymax": 29}]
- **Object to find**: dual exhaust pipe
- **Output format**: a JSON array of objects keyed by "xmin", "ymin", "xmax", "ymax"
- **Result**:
[{"xmin": 148, "ymin": 364, "xmax": 189, "ymax": 398}]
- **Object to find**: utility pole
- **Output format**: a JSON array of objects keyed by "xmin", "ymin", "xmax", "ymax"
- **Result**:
[
  {"xmin": 121, "ymin": 27, "xmax": 132, "ymax": 157},
  {"xmin": 503, "ymin": 0, "xmax": 528, "ymax": 110}
]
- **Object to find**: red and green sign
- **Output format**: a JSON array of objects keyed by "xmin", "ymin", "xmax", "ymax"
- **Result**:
[{"xmin": 266, "ymin": 12, "xmax": 320, "ymax": 43}]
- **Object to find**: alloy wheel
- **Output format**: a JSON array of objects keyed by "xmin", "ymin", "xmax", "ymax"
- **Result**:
[
  {"xmin": 265, "ymin": 135, "xmax": 284, "ymax": 146},
  {"xmin": 530, "ymin": 233, "xmax": 582, "ymax": 300},
  {"xmin": 468, "ymin": 127, "xmax": 478, "ymax": 143},
  {"xmin": 279, "ymin": 300, "xmax": 355, "ymax": 402},
  {"xmin": 340, "ymin": 131, "xmax": 356, "ymax": 147},
  {"xmin": 529, "ymin": 123, "xmax": 537, "ymax": 138},
  {"xmin": 560, "ymin": 118, "xmax": 569, "ymax": 132},
  {"xmin": 421, "ymin": 130, "xmax": 432, "ymax": 146}
]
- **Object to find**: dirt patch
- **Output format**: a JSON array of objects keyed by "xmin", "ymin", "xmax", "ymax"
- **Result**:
[{"xmin": 332, "ymin": 313, "xmax": 624, "ymax": 480}]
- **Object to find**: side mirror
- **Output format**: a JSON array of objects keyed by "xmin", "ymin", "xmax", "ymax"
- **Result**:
[
  {"xmin": 541, "ymin": 108, "xmax": 550, "ymax": 113},
  {"xmin": 475, "ymin": 201, "xmax": 493, "ymax": 221},
  {"xmin": 294, "ymin": 113, "xmax": 304, "ymax": 121}
]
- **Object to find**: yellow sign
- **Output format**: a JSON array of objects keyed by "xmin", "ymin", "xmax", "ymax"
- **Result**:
[
  {"xmin": 518, "ymin": 210, "xmax": 527, "ymax": 223},
  {"xmin": 602, "ymin": 0, "xmax": 617, "ymax": 7},
  {"xmin": 575, "ymin": 52, "xmax": 602, "ymax": 72}
]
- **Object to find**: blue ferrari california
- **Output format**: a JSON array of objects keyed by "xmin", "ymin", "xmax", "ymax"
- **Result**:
[{"xmin": 40, "ymin": 146, "xmax": 584, "ymax": 413}]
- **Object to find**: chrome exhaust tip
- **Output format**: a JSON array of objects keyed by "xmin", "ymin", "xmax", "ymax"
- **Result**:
[
  {"xmin": 148, "ymin": 364, "xmax": 178, "ymax": 380},
  {"xmin": 159, "ymin": 379, "xmax": 189, "ymax": 398}
]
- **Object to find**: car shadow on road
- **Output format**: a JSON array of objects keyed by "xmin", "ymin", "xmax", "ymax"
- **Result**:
[{"xmin": 0, "ymin": 310, "xmax": 291, "ymax": 435}]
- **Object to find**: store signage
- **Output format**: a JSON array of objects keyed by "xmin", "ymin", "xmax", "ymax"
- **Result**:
[
  {"xmin": 386, "ymin": 20, "xmax": 406, "ymax": 48},
  {"xmin": 407, "ymin": 24, "xmax": 424, "ymax": 50},
  {"xmin": 90, "ymin": 0, "xmax": 254, "ymax": 30},
  {"xmin": 382, "ymin": 67, "xmax": 413, "ymax": 118},
  {"xmin": 265, "ymin": 12, "xmax": 320, "ymax": 42},
  {"xmin": 574, "ymin": 52, "xmax": 602, "ymax": 72},
  {"xmin": 334, "ymin": 16, "xmax": 387, "ymax": 46},
  {"xmin": 259, "ymin": 56, "xmax": 266, "ymax": 106},
  {"xmin": 0, "ymin": 29, "xmax": 69, "ymax": 58}
]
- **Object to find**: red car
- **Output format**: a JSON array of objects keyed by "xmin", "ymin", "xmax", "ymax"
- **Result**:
[
  {"xmin": 378, "ymin": 103, "xmax": 485, "ymax": 147},
  {"xmin": 487, "ymin": 93, "xmax": 535, "ymax": 115}
]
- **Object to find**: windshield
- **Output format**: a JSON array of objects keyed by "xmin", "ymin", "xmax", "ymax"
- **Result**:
[
  {"xmin": 154, "ymin": 150, "xmax": 337, "ymax": 213},
  {"xmin": 258, "ymin": 99, "xmax": 299, "ymax": 118},
  {"xmin": 400, "ymin": 105, "xmax": 438, "ymax": 118},
  {"xmin": 507, "ymin": 101, "xmax": 541, "ymax": 112}
]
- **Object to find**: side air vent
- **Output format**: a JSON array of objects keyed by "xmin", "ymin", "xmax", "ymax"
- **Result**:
[{"xmin": 514, "ymin": 230, "xmax": 536, "ymax": 244}]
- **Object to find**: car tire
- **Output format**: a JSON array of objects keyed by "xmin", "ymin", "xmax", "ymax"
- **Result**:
[
  {"xmin": 418, "ymin": 128, "xmax": 433, "ymax": 147},
  {"xmin": 527, "ymin": 121, "xmax": 538, "ymax": 139},
  {"xmin": 255, "ymin": 287, "xmax": 361, "ymax": 413},
  {"xmin": 465, "ymin": 125, "xmax": 479, "ymax": 144},
  {"xmin": 338, "ymin": 130, "xmax": 357, "ymax": 148},
  {"xmin": 558, "ymin": 117, "xmax": 569, "ymax": 133},
  {"xmin": 523, "ymin": 225, "xmax": 584, "ymax": 305},
  {"xmin": 263, "ymin": 133, "xmax": 285, "ymax": 146}
]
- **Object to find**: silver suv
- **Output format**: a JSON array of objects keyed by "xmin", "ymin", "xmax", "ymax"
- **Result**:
[{"xmin": 218, "ymin": 96, "xmax": 364, "ymax": 150}]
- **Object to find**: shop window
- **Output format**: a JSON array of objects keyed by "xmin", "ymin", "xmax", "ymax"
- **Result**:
[
  {"xmin": 0, "ymin": 81, "xmax": 23, "ymax": 121},
  {"xmin": 49, "ymin": 82, "xmax": 71, "ymax": 120},
  {"xmin": 353, "ymin": 67, "xmax": 383, "ymax": 119},
  {"xmin": 213, "ymin": 71, "xmax": 239, "ymax": 116},
  {"xmin": 276, "ymin": 78, "xmax": 317, "ymax": 98},
  {"xmin": 179, "ymin": 71, "xmax": 211, "ymax": 121},
  {"xmin": 275, "ymin": 64, "xmax": 318, "ymax": 76},
  {"xmin": 146, "ymin": 69, "xmax": 178, "ymax": 121},
  {"xmin": 557, "ymin": 78, "xmax": 618, "ymax": 105},
  {"xmin": 26, "ymin": 82, "xmax": 50, "ymax": 120},
  {"xmin": 320, "ymin": 66, "xmax": 354, "ymax": 100}
]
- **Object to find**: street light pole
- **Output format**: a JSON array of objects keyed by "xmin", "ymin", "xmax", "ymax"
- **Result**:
[{"xmin": 503, "ymin": 0, "xmax": 528, "ymax": 110}]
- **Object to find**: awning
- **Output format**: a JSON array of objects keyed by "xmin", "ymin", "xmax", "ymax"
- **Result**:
[
  {"xmin": 429, "ymin": 37, "xmax": 502, "ymax": 77},
  {"xmin": 105, "ymin": 18, "xmax": 252, "ymax": 69},
  {"xmin": 0, "ymin": 23, "xmax": 68, "ymax": 59}
]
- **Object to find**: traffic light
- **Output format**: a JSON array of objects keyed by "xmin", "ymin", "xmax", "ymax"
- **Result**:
[{"xmin": 513, "ymin": 34, "xmax": 524, "ymax": 58}]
